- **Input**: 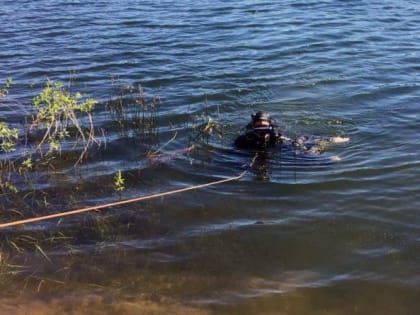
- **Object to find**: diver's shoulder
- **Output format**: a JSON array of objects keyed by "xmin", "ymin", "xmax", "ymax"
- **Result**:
[{"xmin": 234, "ymin": 134, "xmax": 249, "ymax": 148}]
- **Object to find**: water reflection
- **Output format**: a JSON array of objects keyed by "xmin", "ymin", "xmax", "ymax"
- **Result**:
[
  {"xmin": 250, "ymin": 151, "xmax": 272, "ymax": 181},
  {"xmin": 241, "ymin": 134, "xmax": 344, "ymax": 181}
]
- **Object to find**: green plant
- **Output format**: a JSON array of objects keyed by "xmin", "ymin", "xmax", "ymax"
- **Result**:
[
  {"xmin": 0, "ymin": 121, "xmax": 19, "ymax": 194},
  {"xmin": 106, "ymin": 83, "xmax": 160, "ymax": 141},
  {"xmin": 114, "ymin": 170, "xmax": 125, "ymax": 193},
  {"xmin": 19, "ymin": 157, "xmax": 33, "ymax": 173},
  {"xmin": 32, "ymin": 80, "xmax": 99, "ymax": 164},
  {"xmin": 192, "ymin": 114, "xmax": 223, "ymax": 144},
  {"xmin": 0, "ymin": 121, "xmax": 18, "ymax": 153},
  {"xmin": 0, "ymin": 77, "xmax": 12, "ymax": 98}
]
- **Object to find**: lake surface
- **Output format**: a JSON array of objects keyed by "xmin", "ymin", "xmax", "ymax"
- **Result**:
[{"xmin": 1, "ymin": 0, "xmax": 419, "ymax": 314}]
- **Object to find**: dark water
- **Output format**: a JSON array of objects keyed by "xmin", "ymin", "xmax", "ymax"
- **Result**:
[{"xmin": 1, "ymin": 0, "xmax": 420, "ymax": 314}]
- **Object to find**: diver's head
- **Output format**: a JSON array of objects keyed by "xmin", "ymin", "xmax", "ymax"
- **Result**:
[
  {"xmin": 249, "ymin": 111, "xmax": 275, "ymax": 148},
  {"xmin": 251, "ymin": 111, "xmax": 272, "ymax": 128}
]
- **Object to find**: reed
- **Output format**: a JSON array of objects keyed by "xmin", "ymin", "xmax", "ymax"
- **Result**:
[{"xmin": 106, "ymin": 83, "xmax": 160, "ymax": 142}]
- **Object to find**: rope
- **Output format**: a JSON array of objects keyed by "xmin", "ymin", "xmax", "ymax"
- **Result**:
[{"xmin": 0, "ymin": 169, "xmax": 249, "ymax": 229}]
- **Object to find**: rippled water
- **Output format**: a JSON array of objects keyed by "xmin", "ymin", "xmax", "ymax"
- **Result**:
[{"xmin": 1, "ymin": 0, "xmax": 420, "ymax": 314}]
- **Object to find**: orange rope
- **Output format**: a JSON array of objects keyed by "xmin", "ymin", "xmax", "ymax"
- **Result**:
[{"xmin": 0, "ymin": 170, "xmax": 248, "ymax": 229}]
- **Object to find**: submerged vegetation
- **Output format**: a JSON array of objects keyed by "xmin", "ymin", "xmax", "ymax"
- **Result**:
[
  {"xmin": 0, "ymin": 77, "xmax": 222, "ymax": 291},
  {"xmin": 0, "ymin": 79, "xmax": 101, "ymax": 197},
  {"xmin": 114, "ymin": 169, "xmax": 125, "ymax": 194},
  {"xmin": 0, "ymin": 77, "xmax": 12, "ymax": 98},
  {"xmin": 106, "ymin": 83, "xmax": 161, "ymax": 141}
]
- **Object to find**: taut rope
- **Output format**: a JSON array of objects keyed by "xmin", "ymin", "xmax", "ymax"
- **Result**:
[{"xmin": 0, "ymin": 169, "xmax": 251, "ymax": 229}]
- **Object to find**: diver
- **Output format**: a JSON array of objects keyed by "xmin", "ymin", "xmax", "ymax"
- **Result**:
[
  {"xmin": 234, "ymin": 111, "xmax": 281, "ymax": 150},
  {"xmin": 234, "ymin": 111, "xmax": 280, "ymax": 180},
  {"xmin": 234, "ymin": 111, "xmax": 349, "ymax": 154},
  {"xmin": 234, "ymin": 111, "xmax": 349, "ymax": 180}
]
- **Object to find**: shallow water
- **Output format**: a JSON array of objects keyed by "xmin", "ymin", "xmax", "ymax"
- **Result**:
[{"xmin": 1, "ymin": 0, "xmax": 420, "ymax": 314}]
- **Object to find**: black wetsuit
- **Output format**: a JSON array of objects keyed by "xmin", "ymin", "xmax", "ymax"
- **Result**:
[{"xmin": 234, "ymin": 126, "xmax": 281, "ymax": 150}]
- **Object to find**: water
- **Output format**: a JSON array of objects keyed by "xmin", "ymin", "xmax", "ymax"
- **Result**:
[{"xmin": 1, "ymin": 0, "xmax": 420, "ymax": 314}]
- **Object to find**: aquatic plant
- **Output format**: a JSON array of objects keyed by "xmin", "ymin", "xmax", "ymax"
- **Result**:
[
  {"xmin": 0, "ymin": 78, "xmax": 227, "ymax": 287},
  {"xmin": 0, "ymin": 89, "xmax": 234, "ymax": 304},
  {"xmin": 0, "ymin": 79, "xmax": 17, "ymax": 153},
  {"xmin": 0, "ymin": 79, "xmax": 101, "ymax": 197},
  {"xmin": 106, "ymin": 83, "xmax": 160, "ymax": 142},
  {"xmin": 31, "ymin": 80, "xmax": 99, "ymax": 164},
  {"xmin": 0, "ymin": 121, "xmax": 18, "ymax": 154},
  {"xmin": 0, "ymin": 79, "xmax": 161, "ymax": 226},
  {"xmin": 0, "ymin": 80, "xmax": 20, "ymax": 195},
  {"xmin": 0, "ymin": 77, "xmax": 12, "ymax": 98},
  {"xmin": 190, "ymin": 112, "xmax": 224, "ymax": 145},
  {"xmin": 114, "ymin": 169, "xmax": 125, "ymax": 193}
]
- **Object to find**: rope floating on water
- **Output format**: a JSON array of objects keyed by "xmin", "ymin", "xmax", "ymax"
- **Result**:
[{"xmin": 0, "ymin": 169, "xmax": 248, "ymax": 229}]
